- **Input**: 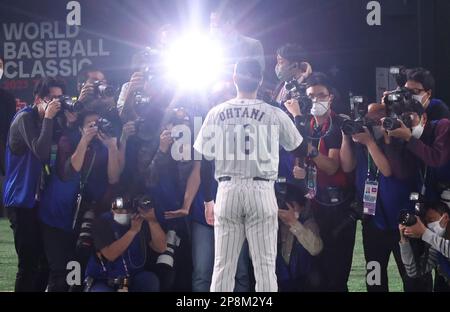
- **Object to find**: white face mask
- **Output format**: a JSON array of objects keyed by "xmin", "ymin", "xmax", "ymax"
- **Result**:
[
  {"xmin": 0, "ymin": 68, "xmax": 3, "ymax": 80},
  {"xmin": 310, "ymin": 100, "xmax": 329, "ymax": 117},
  {"xmin": 413, "ymin": 93, "xmax": 430, "ymax": 106},
  {"xmin": 114, "ymin": 213, "xmax": 131, "ymax": 226},
  {"xmin": 427, "ymin": 218, "xmax": 446, "ymax": 237},
  {"xmin": 411, "ymin": 121, "xmax": 425, "ymax": 139}
]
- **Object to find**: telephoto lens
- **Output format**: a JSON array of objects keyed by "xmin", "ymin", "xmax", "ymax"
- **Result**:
[
  {"xmin": 382, "ymin": 117, "xmax": 402, "ymax": 131},
  {"xmin": 398, "ymin": 210, "xmax": 417, "ymax": 227},
  {"xmin": 156, "ymin": 230, "xmax": 181, "ymax": 268},
  {"xmin": 76, "ymin": 209, "xmax": 95, "ymax": 249}
]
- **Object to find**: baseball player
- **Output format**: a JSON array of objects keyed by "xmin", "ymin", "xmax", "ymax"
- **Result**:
[{"xmin": 193, "ymin": 59, "xmax": 303, "ymax": 292}]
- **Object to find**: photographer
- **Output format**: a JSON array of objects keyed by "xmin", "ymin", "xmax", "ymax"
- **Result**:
[
  {"xmin": 0, "ymin": 56, "xmax": 16, "ymax": 216},
  {"xmin": 76, "ymin": 65, "xmax": 121, "ymax": 130},
  {"xmin": 3, "ymin": 77, "xmax": 63, "ymax": 291},
  {"xmin": 273, "ymin": 43, "xmax": 312, "ymax": 105},
  {"xmin": 340, "ymin": 104, "xmax": 427, "ymax": 292},
  {"xmin": 84, "ymin": 197, "xmax": 166, "ymax": 292},
  {"xmin": 277, "ymin": 196, "xmax": 323, "ymax": 291},
  {"xmin": 399, "ymin": 201, "xmax": 450, "ymax": 291},
  {"xmin": 283, "ymin": 72, "xmax": 355, "ymax": 291},
  {"xmin": 404, "ymin": 68, "xmax": 449, "ymax": 121},
  {"xmin": 386, "ymin": 100, "xmax": 450, "ymax": 202}
]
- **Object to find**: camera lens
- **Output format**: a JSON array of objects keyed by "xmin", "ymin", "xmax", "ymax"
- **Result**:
[
  {"xmin": 382, "ymin": 117, "xmax": 401, "ymax": 131},
  {"xmin": 398, "ymin": 210, "xmax": 417, "ymax": 227}
]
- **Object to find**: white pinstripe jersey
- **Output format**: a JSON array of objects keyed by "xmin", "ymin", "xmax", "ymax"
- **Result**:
[{"xmin": 193, "ymin": 98, "xmax": 303, "ymax": 181}]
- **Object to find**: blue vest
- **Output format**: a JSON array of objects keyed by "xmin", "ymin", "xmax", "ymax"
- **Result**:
[
  {"xmin": 85, "ymin": 212, "xmax": 147, "ymax": 280},
  {"xmin": 3, "ymin": 107, "xmax": 43, "ymax": 209},
  {"xmin": 355, "ymin": 144, "xmax": 415, "ymax": 230}
]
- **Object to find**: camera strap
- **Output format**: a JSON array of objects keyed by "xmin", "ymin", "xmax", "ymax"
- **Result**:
[
  {"xmin": 418, "ymin": 166, "xmax": 428, "ymax": 196},
  {"xmin": 363, "ymin": 155, "xmax": 379, "ymax": 216},
  {"xmin": 72, "ymin": 151, "xmax": 97, "ymax": 230}
]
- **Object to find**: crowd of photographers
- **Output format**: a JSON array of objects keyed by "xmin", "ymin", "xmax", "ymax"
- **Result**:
[{"xmin": 2, "ymin": 9, "xmax": 450, "ymax": 293}]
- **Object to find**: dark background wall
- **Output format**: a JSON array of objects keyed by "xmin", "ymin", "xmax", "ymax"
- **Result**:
[{"xmin": 0, "ymin": 0, "xmax": 449, "ymax": 109}]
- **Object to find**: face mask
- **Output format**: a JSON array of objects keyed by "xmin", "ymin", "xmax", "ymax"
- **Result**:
[
  {"xmin": 275, "ymin": 63, "xmax": 297, "ymax": 82},
  {"xmin": 310, "ymin": 100, "xmax": 329, "ymax": 117},
  {"xmin": 0, "ymin": 68, "xmax": 3, "ymax": 80},
  {"xmin": 411, "ymin": 121, "xmax": 425, "ymax": 139},
  {"xmin": 114, "ymin": 213, "xmax": 131, "ymax": 226},
  {"xmin": 413, "ymin": 93, "xmax": 430, "ymax": 106},
  {"xmin": 427, "ymin": 218, "xmax": 446, "ymax": 237}
]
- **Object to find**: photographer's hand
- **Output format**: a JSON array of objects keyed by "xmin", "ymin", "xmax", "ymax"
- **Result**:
[
  {"xmin": 404, "ymin": 217, "xmax": 427, "ymax": 238},
  {"xmin": 159, "ymin": 129, "xmax": 173, "ymax": 153},
  {"xmin": 284, "ymin": 99, "xmax": 302, "ymax": 117},
  {"xmin": 139, "ymin": 207, "xmax": 158, "ymax": 223},
  {"xmin": 387, "ymin": 120, "xmax": 412, "ymax": 142},
  {"xmin": 120, "ymin": 121, "xmax": 136, "ymax": 144},
  {"xmin": 278, "ymin": 202, "xmax": 299, "ymax": 227},
  {"xmin": 129, "ymin": 213, "xmax": 144, "ymax": 235},
  {"xmin": 78, "ymin": 82, "xmax": 95, "ymax": 103},
  {"xmin": 293, "ymin": 166, "xmax": 306, "ymax": 179},
  {"xmin": 352, "ymin": 127, "xmax": 375, "ymax": 146},
  {"xmin": 80, "ymin": 122, "xmax": 98, "ymax": 146},
  {"xmin": 44, "ymin": 98, "xmax": 61, "ymax": 119},
  {"xmin": 399, "ymin": 224, "xmax": 408, "ymax": 243},
  {"xmin": 128, "ymin": 72, "xmax": 145, "ymax": 94}
]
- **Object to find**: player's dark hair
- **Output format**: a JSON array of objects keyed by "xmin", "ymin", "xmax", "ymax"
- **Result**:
[{"xmin": 234, "ymin": 59, "xmax": 262, "ymax": 93}]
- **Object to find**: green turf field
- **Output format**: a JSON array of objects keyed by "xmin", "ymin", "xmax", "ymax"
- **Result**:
[{"xmin": 0, "ymin": 218, "xmax": 403, "ymax": 292}]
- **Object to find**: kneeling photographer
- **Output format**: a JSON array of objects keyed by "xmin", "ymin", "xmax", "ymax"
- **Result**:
[
  {"xmin": 399, "ymin": 200, "xmax": 450, "ymax": 291},
  {"xmin": 84, "ymin": 196, "xmax": 166, "ymax": 292},
  {"xmin": 276, "ymin": 187, "xmax": 323, "ymax": 292}
]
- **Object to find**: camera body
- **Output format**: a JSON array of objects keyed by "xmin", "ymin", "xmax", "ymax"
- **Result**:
[
  {"xmin": 92, "ymin": 80, "xmax": 115, "ymax": 98},
  {"xmin": 341, "ymin": 96, "xmax": 372, "ymax": 136},
  {"xmin": 58, "ymin": 95, "xmax": 83, "ymax": 113},
  {"xmin": 398, "ymin": 192, "xmax": 424, "ymax": 226},
  {"xmin": 112, "ymin": 195, "xmax": 153, "ymax": 214},
  {"xmin": 95, "ymin": 117, "xmax": 115, "ymax": 137},
  {"xmin": 284, "ymin": 79, "xmax": 313, "ymax": 115}
]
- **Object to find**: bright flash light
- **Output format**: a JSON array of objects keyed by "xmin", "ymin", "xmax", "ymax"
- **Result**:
[{"xmin": 164, "ymin": 33, "xmax": 224, "ymax": 90}]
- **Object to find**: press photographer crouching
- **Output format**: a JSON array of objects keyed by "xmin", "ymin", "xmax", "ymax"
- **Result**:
[
  {"xmin": 276, "ymin": 186, "xmax": 323, "ymax": 291},
  {"xmin": 84, "ymin": 196, "xmax": 166, "ymax": 292},
  {"xmin": 399, "ymin": 199, "xmax": 450, "ymax": 292}
]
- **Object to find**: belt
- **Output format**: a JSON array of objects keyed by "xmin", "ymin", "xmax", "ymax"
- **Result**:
[{"xmin": 218, "ymin": 176, "xmax": 270, "ymax": 182}]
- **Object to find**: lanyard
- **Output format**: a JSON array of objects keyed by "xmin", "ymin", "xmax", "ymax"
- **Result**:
[
  {"xmin": 367, "ymin": 153, "xmax": 379, "ymax": 180},
  {"xmin": 419, "ymin": 166, "xmax": 428, "ymax": 196}
]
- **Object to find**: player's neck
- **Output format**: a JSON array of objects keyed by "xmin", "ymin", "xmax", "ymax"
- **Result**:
[{"xmin": 236, "ymin": 91, "xmax": 258, "ymax": 100}]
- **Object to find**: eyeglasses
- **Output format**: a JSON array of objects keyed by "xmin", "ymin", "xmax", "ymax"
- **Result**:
[
  {"xmin": 408, "ymin": 88, "xmax": 426, "ymax": 95},
  {"xmin": 307, "ymin": 93, "xmax": 330, "ymax": 101}
]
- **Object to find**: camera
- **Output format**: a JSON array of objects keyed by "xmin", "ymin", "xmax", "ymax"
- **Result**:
[
  {"xmin": 341, "ymin": 96, "xmax": 372, "ymax": 136},
  {"xmin": 95, "ymin": 117, "xmax": 116, "ymax": 137},
  {"xmin": 76, "ymin": 209, "xmax": 95, "ymax": 250},
  {"xmin": 398, "ymin": 192, "xmax": 425, "ymax": 226},
  {"xmin": 382, "ymin": 117, "xmax": 402, "ymax": 131},
  {"xmin": 284, "ymin": 79, "xmax": 313, "ymax": 115},
  {"xmin": 134, "ymin": 91, "xmax": 152, "ymax": 108},
  {"xmin": 112, "ymin": 195, "xmax": 153, "ymax": 214},
  {"xmin": 275, "ymin": 177, "xmax": 288, "ymax": 209},
  {"xmin": 92, "ymin": 80, "xmax": 115, "ymax": 98},
  {"xmin": 384, "ymin": 87, "xmax": 418, "ymax": 117},
  {"xmin": 58, "ymin": 95, "xmax": 83, "ymax": 112},
  {"xmin": 156, "ymin": 230, "xmax": 181, "ymax": 268}
]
